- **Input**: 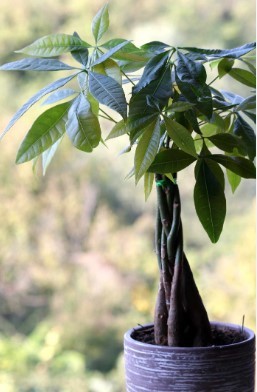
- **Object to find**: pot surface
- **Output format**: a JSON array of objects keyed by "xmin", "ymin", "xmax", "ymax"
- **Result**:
[{"xmin": 124, "ymin": 322, "xmax": 255, "ymax": 392}]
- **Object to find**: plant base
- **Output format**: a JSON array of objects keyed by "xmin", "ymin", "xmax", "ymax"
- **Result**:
[{"xmin": 124, "ymin": 322, "xmax": 255, "ymax": 392}]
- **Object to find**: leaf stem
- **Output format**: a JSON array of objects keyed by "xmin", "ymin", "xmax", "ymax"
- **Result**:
[
  {"xmin": 121, "ymin": 70, "xmax": 136, "ymax": 86},
  {"xmin": 99, "ymin": 108, "xmax": 117, "ymax": 123}
]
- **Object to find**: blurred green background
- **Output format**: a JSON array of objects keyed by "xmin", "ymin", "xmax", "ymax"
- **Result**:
[{"xmin": 0, "ymin": 0, "xmax": 255, "ymax": 391}]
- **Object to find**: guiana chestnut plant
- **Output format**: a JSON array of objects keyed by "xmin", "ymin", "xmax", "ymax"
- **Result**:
[{"xmin": 1, "ymin": 4, "xmax": 256, "ymax": 347}]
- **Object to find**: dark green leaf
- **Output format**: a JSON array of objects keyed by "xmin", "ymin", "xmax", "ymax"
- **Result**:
[
  {"xmin": 1, "ymin": 73, "xmax": 78, "ymax": 139},
  {"xmin": 129, "ymin": 67, "xmax": 172, "ymax": 117},
  {"xmin": 217, "ymin": 58, "xmax": 234, "ymax": 78},
  {"xmin": 164, "ymin": 116, "xmax": 197, "ymax": 157},
  {"xmin": 66, "ymin": 94, "xmax": 101, "ymax": 152},
  {"xmin": 179, "ymin": 42, "xmax": 256, "ymax": 60},
  {"xmin": 0, "ymin": 58, "xmax": 76, "ymax": 71},
  {"xmin": 233, "ymin": 115, "xmax": 256, "ymax": 160},
  {"xmin": 128, "ymin": 114, "xmax": 159, "ymax": 144},
  {"xmin": 133, "ymin": 51, "xmax": 170, "ymax": 93},
  {"xmin": 229, "ymin": 68, "xmax": 256, "ymax": 88},
  {"xmin": 208, "ymin": 133, "xmax": 246, "ymax": 154},
  {"xmin": 148, "ymin": 149, "xmax": 196, "ymax": 173},
  {"xmin": 141, "ymin": 41, "xmax": 170, "ymax": 54},
  {"xmin": 177, "ymin": 51, "xmax": 207, "ymax": 84},
  {"xmin": 16, "ymin": 34, "xmax": 91, "ymax": 57},
  {"xmin": 135, "ymin": 118, "xmax": 161, "ymax": 183},
  {"xmin": 168, "ymin": 101, "xmax": 195, "ymax": 112},
  {"xmin": 71, "ymin": 48, "xmax": 89, "ymax": 66},
  {"xmin": 88, "ymin": 71, "xmax": 127, "ymax": 119},
  {"xmin": 194, "ymin": 159, "xmax": 226, "ymax": 243},
  {"xmin": 92, "ymin": 4, "xmax": 109, "ymax": 43},
  {"xmin": 208, "ymin": 154, "xmax": 256, "ymax": 178},
  {"xmin": 16, "ymin": 101, "xmax": 71, "ymax": 164}
]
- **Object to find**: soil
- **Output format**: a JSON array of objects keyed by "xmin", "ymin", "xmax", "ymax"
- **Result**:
[{"xmin": 131, "ymin": 324, "xmax": 246, "ymax": 347}]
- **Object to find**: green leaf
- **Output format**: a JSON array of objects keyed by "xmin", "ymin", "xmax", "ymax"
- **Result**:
[
  {"xmin": 194, "ymin": 159, "xmax": 226, "ymax": 243},
  {"xmin": 217, "ymin": 58, "xmax": 234, "ymax": 78},
  {"xmin": 141, "ymin": 41, "xmax": 170, "ymax": 53},
  {"xmin": 228, "ymin": 68, "xmax": 256, "ymax": 88},
  {"xmin": 234, "ymin": 115, "xmax": 256, "ymax": 160},
  {"xmin": 164, "ymin": 116, "xmax": 197, "ymax": 157},
  {"xmin": 0, "ymin": 58, "xmax": 76, "ymax": 71},
  {"xmin": 1, "ymin": 73, "xmax": 78, "ymax": 139},
  {"xmin": 42, "ymin": 137, "xmax": 62, "ymax": 175},
  {"xmin": 179, "ymin": 42, "xmax": 256, "ymax": 60},
  {"xmin": 92, "ymin": 41, "xmax": 130, "ymax": 66},
  {"xmin": 177, "ymin": 51, "xmax": 207, "ymax": 84},
  {"xmin": 42, "ymin": 89, "xmax": 77, "ymax": 105},
  {"xmin": 148, "ymin": 149, "xmax": 196, "ymax": 174},
  {"xmin": 102, "ymin": 40, "xmax": 150, "ymax": 62},
  {"xmin": 92, "ymin": 4, "xmax": 109, "ymax": 43},
  {"xmin": 128, "ymin": 114, "xmax": 159, "ymax": 145},
  {"xmin": 226, "ymin": 169, "xmax": 241, "ymax": 193},
  {"xmin": 133, "ymin": 51, "xmax": 170, "ymax": 93},
  {"xmin": 208, "ymin": 133, "xmax": 246, "ymax": 155},
  {"xmin": 135, "ymin": 119, "xmax": 161, "ymax": 183},
  {"xmin": 16, "ymin": 34, "xmax": 91, "ymax": 57},
  {"xmin": 208, "ymin": 154, "xmax": 256, "ymax": 178},
  {"xmin": 144, "ymin": 172, "xmax": 154, "ymax": 200},
  {"xmin": 93, "ymin": 59, "xmax": 122, "ymax": 85},
  {"xmin": 71, "ymin": 48, "xmax": 89, "ymax": 66},
  {"xmin": 168, "ymin": 101, "xmax": 195, "ymax": 112},
  {"xmin": 66, "ymin": 95, "xmax": 101, "ymax": 152},
  {"xmin": 237, "ymin": 95, "xmax": 256, "ymax": 111},
  {"xmin": 16, "ymin": 101, "xmax": 72, "ymax": 164},
  {"xmin": 105, "ymin": 120, "xmax": 127, "ymax": 140},
  {"xmin": 88, "ymin": 71, "xmax": 127, "ymax": 119}
]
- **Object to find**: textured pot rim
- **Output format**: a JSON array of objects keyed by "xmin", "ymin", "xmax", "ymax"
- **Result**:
[{"xmin": 124, "ymin": 321, "xmax": 255, "ymax": 352}]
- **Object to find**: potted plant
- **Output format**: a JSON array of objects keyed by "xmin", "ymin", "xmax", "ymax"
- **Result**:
[{"xmin": 0, "ymin": 4, "xmax": 256, "ymax": 391}]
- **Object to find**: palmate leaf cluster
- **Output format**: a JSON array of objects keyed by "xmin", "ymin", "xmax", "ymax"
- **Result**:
[{"xmin": 0, "ymin": 4, "xmax": 256, "ymax": 243}]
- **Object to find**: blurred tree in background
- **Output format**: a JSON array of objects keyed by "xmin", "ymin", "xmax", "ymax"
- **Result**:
[{"xmin": 0, "ymin": 0, "xmax": 255, "ymax": 390}]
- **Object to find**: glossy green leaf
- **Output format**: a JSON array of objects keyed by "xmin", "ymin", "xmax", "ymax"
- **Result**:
[
  {"xmin": 144, "ymin": 172, "xmax": 154, "ymax": 200},
  {"xmin": 105, "ymin": 120, "xmax": 127, "ymax": 140},
  {"xmin": 133, "ymin": 51, "xmax": 170, "ymax": 93},
  {"xmin": 141, "ymin": 41, "xmax": 170, "ymax": 53},
  {"xmin": 229, "ymin": 68, "xmax": 256, "ymax": 88},
  {"xmin": 93, "ymin": 59, "xmax": 122, "ymax": 85},
  {"xmin": 92, "ymin": 4, "xmax": 109, "ymax": 43},
  {"xmin": 208, "ymin": 154, "xmax": 256, "ymax": 178},
  {"xmin": 217, "ymin": 58, "xmax": 234, "ymax": 78},
  {"xmin": 0, "ymin": 58, "xmax": 76, "ymax": 71},
  {"xmin": 88, "ymin": 71, "xmax": 127, "ymax": 119},
  {"xmin": 1, "ymin": 73, "xmax": 78, "ymax": 139},
  {"xmin": 234, "ymin": 115, "xmax": 256, "ymax": 160},
  {"xmin": 208, "ymin": 133, "xmax": 246, "ymax": 154},
  {"xmin": 135, "ymin": 119, "xmax": 161, "ymax": 183},
  {"xmin": 164, "ymin": 116, "xmax": 197, "ymax": 157},
  {"xmin": 16, "ymin": 34, "xmax": 91, "ymax": 57},
  {"xmin": 128, "ymin": 114, "xmax": 159, "ymax": 145},
  {"xmin": 194, "ymin": 159, "xmax": 226, "ymax": 243},
  {"xmin": 71, "ymin": 48, "xmax": 89, "ymax": 66},
  {"xmin": 66, "ymin": 95, "xmax": 101, "ymax": 152},
  {"xmin": 226, "ymin": 169, "xmax": 241, "ymax": 193},
  {"xmin": 168, "ymin": 101, "xmax": 195, "ymax": 112},
  {"xmin": 16, "ymin": 101, "xmax": 71, "ymax": 164},
  {"xmin": 42, "ymin": 137, "xmax": 62, "ymax": 175},
  {"xmin": 148, "ymin": 149, "xmax": 196, "ymax": 174},
  {"xmin": 177, "ymin": 51, "xmax": 207, "ymax": 84},
  {"xmin": 179, "ymin": 42, "xmax": 256, "ymax": 60}
]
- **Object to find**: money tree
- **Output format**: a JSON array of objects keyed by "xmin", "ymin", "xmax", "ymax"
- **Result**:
[{"xmin": 0, "ymin": 4, "xmax": 256, "ymax": 346}]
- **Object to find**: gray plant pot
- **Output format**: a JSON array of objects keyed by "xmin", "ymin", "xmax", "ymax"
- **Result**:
[{"xmin": 124, "ymin": 322, "xmax": 255, "ymax": 392}]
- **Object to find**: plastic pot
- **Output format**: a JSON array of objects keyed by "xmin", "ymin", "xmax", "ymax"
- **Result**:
[{"xmin": 124, "ymin": 322, "xmax": 255, "ymax": 392}]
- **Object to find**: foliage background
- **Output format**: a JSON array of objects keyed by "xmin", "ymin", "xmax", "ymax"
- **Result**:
[{"xmin": 0, "ymin": 0, "xmax": 255, "ymax": 391}]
